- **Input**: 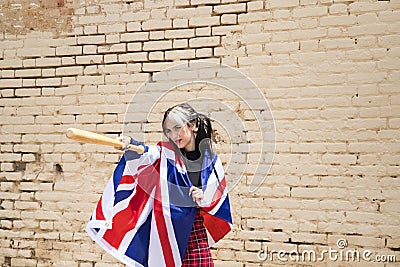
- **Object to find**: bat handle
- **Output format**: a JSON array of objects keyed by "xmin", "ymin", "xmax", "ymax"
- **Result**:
[{"xmin": 126, "ymin": 144, "xmax": 145, "ymax": 154}]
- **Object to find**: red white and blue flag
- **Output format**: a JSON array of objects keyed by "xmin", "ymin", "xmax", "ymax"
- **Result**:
[{"xmin": 86, "ymin": 142, "xmax": 232, "ymax": 267}]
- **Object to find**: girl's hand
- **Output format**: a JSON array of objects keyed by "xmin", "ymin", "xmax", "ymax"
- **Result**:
[
  {"xmin": 189, "ymin": 186, "xmax": 204, "ymax": 204},
  {"xmin": 115, "ymin": 135, "xmax": 131, "ymax": 150}
]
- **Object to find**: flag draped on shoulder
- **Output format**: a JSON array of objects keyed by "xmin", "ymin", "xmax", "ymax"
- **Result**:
[{"xmin": 86, "ymin": 142, "xmax": 232, "ymax": 267}]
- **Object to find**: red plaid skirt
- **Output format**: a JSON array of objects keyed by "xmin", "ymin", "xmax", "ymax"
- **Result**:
[{"xmin": 181, "ymin": 209, "xmax": 214, "ymax": 267}]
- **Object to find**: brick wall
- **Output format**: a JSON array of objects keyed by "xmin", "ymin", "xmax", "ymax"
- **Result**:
[{"xmin": 1, "ymin": 0, "xmax": 400, "ymax": 266}]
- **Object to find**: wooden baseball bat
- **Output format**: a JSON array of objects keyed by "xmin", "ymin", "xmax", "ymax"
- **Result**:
[{"xmin": 66, "ymin": 128, "xmax": 145, "ymax": 154}]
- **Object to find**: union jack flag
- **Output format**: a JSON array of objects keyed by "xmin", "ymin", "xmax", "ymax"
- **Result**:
[{"xmin": 86, "ymin": 142, "xmax": 232, "ymax": 267}]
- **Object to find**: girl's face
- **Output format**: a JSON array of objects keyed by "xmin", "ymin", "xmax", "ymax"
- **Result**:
[{"xmin": 164, "ymin": 118, "xmax": 196, "ymax": 151}]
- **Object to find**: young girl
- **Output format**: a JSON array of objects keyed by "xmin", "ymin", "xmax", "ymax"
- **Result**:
[
  {"xmin": 161, "ymin": 103, "xmax": 226, "ymax": 266},
  {"xmin": 87, "ymin": 103, "xmax": 232, "ymax": 267}
]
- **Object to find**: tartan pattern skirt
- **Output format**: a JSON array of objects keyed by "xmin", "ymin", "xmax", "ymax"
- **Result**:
[{"xmin": 181, "ymin": 209, "xmax": 214, "ymax": 267}]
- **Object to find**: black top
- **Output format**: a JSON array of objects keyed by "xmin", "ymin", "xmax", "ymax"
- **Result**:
[{"xmin": 182, "ymin": 149, "xmax": 203, "ymax": 188}]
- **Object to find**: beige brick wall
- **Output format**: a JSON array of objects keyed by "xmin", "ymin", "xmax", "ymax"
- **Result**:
[{"xmin": 1, "ymin": 0, "xmax": 400, "ymax": 266}]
